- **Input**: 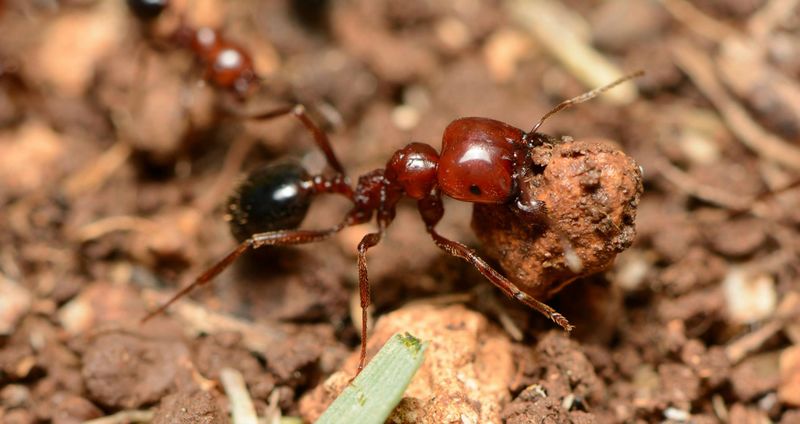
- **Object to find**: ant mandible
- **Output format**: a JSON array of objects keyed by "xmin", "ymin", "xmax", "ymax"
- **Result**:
[
  {"xmin": 142, "ymin": 71, "xmax": 643, "ymax": 373},
  {"xmin": 126, "ymin": 0, "xmax": 258, "ymax": 99}
]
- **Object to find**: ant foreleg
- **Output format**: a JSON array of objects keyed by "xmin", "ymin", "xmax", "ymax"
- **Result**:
[
  {"xmin": 417, "ymin": 195, "xmax": 574, "ymax": 332},
  {"xmin": 234, "ymin": 104, "xmax": 345, "ymax": 174},
  {"xmin": 141, "ymin": 222, "xmax": 350, "ymax": 323}
]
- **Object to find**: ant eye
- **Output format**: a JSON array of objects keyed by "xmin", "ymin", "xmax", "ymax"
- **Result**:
[{"xmin": 437, "ymin": 118, "xmax": 522, "ymax": 203}]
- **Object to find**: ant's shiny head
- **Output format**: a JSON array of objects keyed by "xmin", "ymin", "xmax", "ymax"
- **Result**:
[{"xmin": 437, "ymin": 117, "xmax": 524, "ymax": 204}]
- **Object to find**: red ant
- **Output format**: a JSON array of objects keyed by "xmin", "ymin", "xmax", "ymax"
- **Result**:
[
  {"xmin": 142, "ymin": 72, "xmax": 643, "ymax": 373},
  {"xmin": 126, "ymin": 0, "xmax": 258, "ymax": 99}
]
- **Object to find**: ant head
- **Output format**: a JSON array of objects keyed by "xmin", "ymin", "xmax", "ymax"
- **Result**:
[
  {"xmin": 385, "ymin": 143, "xmax": 439, "ymax": 200},
  {"xmin": 437, "ymin": 118, "xmax": 524, "ymax": 204}
]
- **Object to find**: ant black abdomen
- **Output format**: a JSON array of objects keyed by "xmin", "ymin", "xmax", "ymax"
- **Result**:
[
  {"xmin": 226, "ymin": 161, "xmax": 313, "ymax": 242},
  {"xmin": 126, "ymin": 0, "xmax": 169, "ymax": 21}
]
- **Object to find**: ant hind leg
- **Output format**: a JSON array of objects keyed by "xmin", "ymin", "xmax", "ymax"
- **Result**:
[
  {"xmin": 141, "ymin": 222, "xmax": 350, "ymax": 323},
  {"xmin": 231, "ymin": 104, "xmax": 345, "ymax": 174}
]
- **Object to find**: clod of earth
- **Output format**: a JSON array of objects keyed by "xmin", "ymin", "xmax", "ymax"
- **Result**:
[
  {"xmin": 502, "ymin": 332, "xmax": 604, "ymax": 423},
  {"xmin": 152, "ymin": 390, "xmax": 229, "ymax": 424},
  {"xmin": 473, "ymin": 138, "xmax": 643, "ymax": 299},
  {"xmin": 81, "ymin": 333, "xmax": 194, "ymax": 410},
  {"xmin": 299, "ymin": 303, "xmax": 515, "ymax": 424}
]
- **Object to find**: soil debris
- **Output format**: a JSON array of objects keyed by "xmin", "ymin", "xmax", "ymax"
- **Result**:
[
  {"xmin": 2, "ymin": 0, "xmax": 800, "ymax": 421},
  {"xmin": 300, "ymin": 303, "xmax": 514, "ymax": 423},
  {"xmin": 81, "ymin": 333, "xmax": 193, "ymax": 409},
  {"xmin": 152, "ymin": 389, "xmax": 229, "ymax": 424}
]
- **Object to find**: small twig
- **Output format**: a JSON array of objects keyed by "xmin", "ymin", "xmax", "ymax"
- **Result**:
[
  {"xmin": 711, "ymin": 394, "xmax": 729, "ymax": 422},
  {"xmin": 506, "ymin": 0, "xmax": 637, "ymax": 105},
  {"xmin": 83, "ymin": 410, "xmax": 155, "ymax": 424},
  {"xmin": 724, "ymin": 293, "xmax": 800, "ymax": 363},
  {"xmin": 62, "ymin": 142, "xmax": 132, "ymax": 199},
  {"xmin": 73, "ymin": 215, "xmax": 159, "ymax": 242},
  {"xmin": 740, "ymin": 224, "xmax": 798, "ymax": 275},
  {"xmin": 671, "ymin": 39, "xmax": 800, "ymax": 171},
  {"xmin": 659, "ymin": 0, "xmax": 738, "ymax": 42},
  {"xmin": 141, "ymin": 289, "xmax": 290, "ymax": 353},
  {"xmin": 263, "ymin": 389, "xmax": 282, "ymax": 424},
  {"xmin": 195, "ymin": 136, "xmax": 256, "ymax": 214},
  {"xmin": 651, "ymin": 155, "xmax": 749, "ymax": 210},
  {"xmin": 747, "ymin": 0, "xmax": 800, "ymax": 40},
  {"xmin": 221, "ymin": 367, "xmax": 259, "ymax": 424},
  {"xmin": 724, "ymin": 320, "xmax": 783, "ymax": 364}
]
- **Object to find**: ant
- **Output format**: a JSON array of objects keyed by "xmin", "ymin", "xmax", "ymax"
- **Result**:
[
  {"xmin": 142, "ymin": 72, "xmax": 643, "ymax": 374},
  {"xmin": 126, "ymin": 0, "xmax": 258, "ymax": 99}
]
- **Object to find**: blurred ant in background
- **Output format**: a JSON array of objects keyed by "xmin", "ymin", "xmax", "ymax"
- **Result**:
[
  {"xmin": 126, "ymin": 0, "xmax": 259, "ymax": 100},
  {"xmin": 142, "ymin": 73, "xmax": 642, "ymax": 374}
]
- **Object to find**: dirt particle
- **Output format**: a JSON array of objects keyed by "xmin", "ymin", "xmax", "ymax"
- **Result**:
[
  {"xmin": 778, "ymin": 345, "xmax": 800, "ymax": 406},
  {"xmin": 300, "ymin": 303, "xmax": 514, "ymax": 424},
  {"xmin": 2, "ymin": 409, "xmax": 36, "ymax": 424},
  {"xmin": 657, "ymin": 363, "xmax": 700, "ymax": 409},
  {"xmin": 58, "ymin": 283, "xmax": 150, "ymax": 336},
  {"xmin": 48, "ymin": 393, "xmax": 103, "ymax": 424},
  {"xmin": 704, "ymin": 218, "xmax": 766, "ymax": 257},
  {"xmin": 0, "ymin": 278, "xmax": 31, "ymax": 336},
  {"xmin": 81, "ymin": 333, "xmax": 192, "ymax": 409},
  {"xmin": 152, "ymin": 389, "xmax": 229, "ymax": 424},
  {"xmin": 723, "ymin": 269, "xmax": 777, "ymax": 325},
  {"xmin": 728, "ymin": 403, "xmax": 770, "ymax": 424},
  {"xmin": 192, "ymin": 332, "xmax": 273, "ymax": 401},
  {"xmin": 32, "ymin": 2, "xmax": 125, "ymax": 97},
  {"xmin": 0, "ymin": 121, "xmax": 65, "ymax": 198},
  {"xmin": 731, "ymin": 351, "xmax": 781, "ymax": 402}
]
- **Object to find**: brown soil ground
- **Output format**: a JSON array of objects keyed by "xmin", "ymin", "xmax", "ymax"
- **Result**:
[{"xmin": 1, "ymin": 0, "xmax": 800, "ymax": 423}]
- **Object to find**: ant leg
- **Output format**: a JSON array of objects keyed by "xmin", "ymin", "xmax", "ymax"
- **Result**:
[
  {"xmin": 417, "ymin": 195, "xmax": 574, "ymax": 332},
  {"xmin": 235, "ymin": 104, "xmax": 345, "ymax": 174},
  {"xmin": 355, "ymin": 230, "xmax": 384, "ymax": 375},
  {"xmin": 141, "ymin": 222, "xmax": 351, "ymax": 323}
]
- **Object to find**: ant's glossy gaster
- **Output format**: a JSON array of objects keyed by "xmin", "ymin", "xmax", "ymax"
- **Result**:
[{"xmin": 142, "ymin": 72, "xmax": 643, "ymax": 373}]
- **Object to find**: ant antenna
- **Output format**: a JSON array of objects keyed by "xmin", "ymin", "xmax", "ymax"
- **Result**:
[{"xmin": 528, "ymin": 70, "xmax": 645, "ymax": 136}]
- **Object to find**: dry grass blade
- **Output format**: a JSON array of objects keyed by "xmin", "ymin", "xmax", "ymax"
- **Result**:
[
  {"xmin": 221, "ymin": 367, "xmax": 259, "ymax": 424},
  {"xmin": 82, "ymin": 410, "xmax": 155, "ymax": 424},
  {"xmin": 506, "ymin": 0, "xmax": 638, "ymax": 105}
]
